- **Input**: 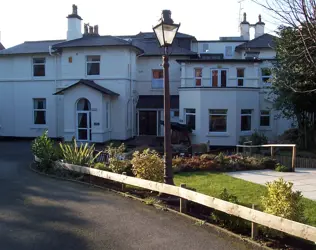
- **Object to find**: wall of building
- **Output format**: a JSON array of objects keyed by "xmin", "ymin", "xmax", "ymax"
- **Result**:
[
  {"xmin": 193, "ymin": 41, "xmax": 244, "ymax": 58},
  {"xmin": 179, "ymin": 88, "xmax": 260, "ymax": 146},
  {"xmin": 180, "ymin": 61, "xmax": 260, "ymax": 88},
  {"xmin": 136, "ymin": 56, "xmax": 182, "ymax": 96}
]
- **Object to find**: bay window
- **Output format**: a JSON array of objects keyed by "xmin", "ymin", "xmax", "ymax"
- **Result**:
[
  {"xmin": 237, "ymin": 68, "xmax": 245, "ymax": 86},
  {"xmin": 209, "ymin": 109, "xmax": 227, "ymax": 132},
  {"xmin": 211, "ymin": 69, "xmax": 227, "ymax": 87},
  {"xmin": 194, "ymin": 68, "xmax": 202, "ymax": 86},
  {"xmin": 185, "ymin": 109, "xmax": 196, "ymax": 130}
]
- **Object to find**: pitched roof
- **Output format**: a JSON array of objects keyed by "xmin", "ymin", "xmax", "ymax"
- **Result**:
[
  {"xmin": 0, "ymin": 39, "xmax": 65, "ymax": 55},
  {"xmin": 52, "ymin": 35, "xmax": 142, "ymax": 51},
  {"xmin": 235, "ymin": 34, "xmax": 276, "ymax": 50},
  {"xmin": 53, "ymin": 79, "xmax": 119, "ymax": 96},
  {"xmin": 0, "ymin": 42, "xmax": 5, "ymax": 50},
  {"xmin": 137, "ymin": 95, "xmax": 179, "ymax": 109},
  {"xmin": 118, "ymin": 32, "xmax": 196, "ymax": 40}
]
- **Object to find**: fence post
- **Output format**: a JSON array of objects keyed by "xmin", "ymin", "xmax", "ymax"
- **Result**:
[
  {"xmin": 180, "ymin": 183, "xmax": 187, "ymax": 214},
  {"xmin": 292, "ymin": 145, "xmax": 296, "ymax": 172},
  {"xmin": 122, "ymin": 172, "xmax": 127, "ymax": 191},
  {"xmin": 270, "ymin": 146, "xmax": 274, "ymax": 158},
  {"xmin": 251, "ymin": 204, "xmax": 258, "ymax": 239}
]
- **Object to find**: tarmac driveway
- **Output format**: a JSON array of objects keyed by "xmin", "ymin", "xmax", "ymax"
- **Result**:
[
  {"xmin": 0, "ymin": 141, "xmax": 257, "ymax": 250},
  {"xmin": 228, "ymin": 169, "xmax": 316, "ymax": 200}
]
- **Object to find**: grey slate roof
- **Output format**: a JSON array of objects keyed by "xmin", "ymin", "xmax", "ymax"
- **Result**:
[
  {"xmin": 118, "ymin": 32, "xmax": 196, "ymax": 40},
  {"xmin": 235, "ymin": 34, "xmax": 275, "ymax": 50},
  {"xmin": 52, "ymin": 35, "xmax": 141, "ymax": 51},
  {"xmin": 0, "ymin": 42, "xmax": 4, "ymax": 50},
  {"xmin": 132, "ymin": 39, "xmax": 197, "ymax": 56},
  {"xmin": 137, "ymin": 95, "xmax": 179, "ymax": 109},
  {"xmin": 53, "ymin": 79, "xmax": 119, "ymax": 96},
  {"xmin": 0, "ymin": 39, "xmax": 65, "ymax": 55}
]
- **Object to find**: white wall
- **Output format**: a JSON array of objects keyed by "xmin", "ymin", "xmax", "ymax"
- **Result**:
[
  {"xmin": 193, "ymin": 41, "xmax": 244, "ymax": 58},
  {"xmin": 136, "ymin": 56, "xmax": 182, "ymax": 96},
  {"xmin": 0, "ymin": 81, "xmax": 58, "ymax": 138},
  {"xmin": 179, "ymin": 88, "xmax": 260, "ymax": 146},
  {"xmin": 181, "ymin": 61, "xmax": 260, "ymax": 88}
]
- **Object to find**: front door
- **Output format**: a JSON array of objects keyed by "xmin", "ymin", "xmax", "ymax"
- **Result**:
[
  {"xmin": 76, "ymin": 111, "xmax": 91, "ymax": 141},
  {"xmin": 139, "ymin": 111, "xmax": 157, "ymax": 135}
]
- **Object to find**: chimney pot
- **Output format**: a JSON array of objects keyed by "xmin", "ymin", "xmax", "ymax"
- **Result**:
[
  {"xmin": 162, "ymin": 10, "xmax": 174, "ymax": 24},
  {"xmin": 94, "ymin": 25, "xmax": 99, "ymax": 35},
  {"xmin": 89, "ymin": 25, "xmax": 94, "ymax": 34}
]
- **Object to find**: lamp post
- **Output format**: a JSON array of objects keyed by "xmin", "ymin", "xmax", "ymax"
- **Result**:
[{"xmin": 153, "ymin": 10, "xmax": 180, "ymax": 185}]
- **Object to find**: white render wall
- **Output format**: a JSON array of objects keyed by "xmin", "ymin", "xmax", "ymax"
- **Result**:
[
  {"xmin": 0, "ymin": 46, "xmax": 138, "ymax": 141},
  {"xmin": 180, "ymin": 62, "xmax": 260, "ymax": 88},
  {"xmin": 179, "ymin": 88, "xmax": 260, "ymax": 146},
  {"xmin": 136, "ymin": 56, "xmax": 183, "ymax": 96},
  {"xmin": 192, "ymin": 41, "xmax": 244, "ymax": 58}
]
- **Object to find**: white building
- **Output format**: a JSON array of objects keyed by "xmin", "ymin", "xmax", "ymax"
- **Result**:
[{"xmin": 0, "ymin": 6, "xmax": 292, "ymax": 146}]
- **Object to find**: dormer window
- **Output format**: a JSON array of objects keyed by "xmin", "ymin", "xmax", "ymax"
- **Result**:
[
  {"xmin": 225, "ymin": 46, "xmax": 233, "ymax": 57},
  {"xmin": 202, "ymin": 43, "xmax": 209, "ymax": 53},
  {"xmin": 33, "ymin": 58, "xmax": 46, "ymax": 77}
]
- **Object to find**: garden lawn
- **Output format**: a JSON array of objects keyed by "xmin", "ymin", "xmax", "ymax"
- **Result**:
[{"xmin": 174, "ymin": 172, "xmax": 316, "ymax": 227}]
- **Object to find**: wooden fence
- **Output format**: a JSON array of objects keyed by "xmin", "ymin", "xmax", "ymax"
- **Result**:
[{"xmin": 54, "ymin": 161, "xmax": 316, "ymax": 243}]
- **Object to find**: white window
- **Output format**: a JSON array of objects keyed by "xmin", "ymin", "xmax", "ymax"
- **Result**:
[
  {"xmin": 225, "ymin": 46, "xmax": 233, "ymax": 57},
  {"xmin": 237, "ymin": 68, "xmax": 245, "ymax": 86},
  {"xmin": 202, "ymin": 43, "xmax": 209, "ymax": 52},
  {"xmin": 194, "ymin": 68, "xmax": 202, "ymax": 86},
  {"xmin": 33, "ymin": 58, "xmax": 46, "ymax": 77},
  {"xmin": 261, "ymin": 68, "xmax": 272, "ymax": 84},
  {"xmin": 211, "ymin": 69, "xmax": 227, "ymax": 87},
  {"xmin": 106, "ymin": 102, "xmax": 110, "ymax": 129},
  {"xmin": 33, "ymin": 98, "xmax": 46, "ymax": 125},
  {"xmin": 209, "ymin": 109, "xmax": 227, "ymax": 132},
  {"xmin": 241, "ymin": 109, "xmax": 252, "ymax": 131},
  {"xmin": 185, "ymin": 109, "xmax": 195, "ymax": 130},
  {"xmin": 152, "ymin": 69, "xmax": 163, "ymax": 89},
  {"xmin": 86, "ymin": 56, "xmax": 100, "ymax": 75},
  {"xmin": 260, "ymin": 110, "xmax": 270, "ymax": 127}
]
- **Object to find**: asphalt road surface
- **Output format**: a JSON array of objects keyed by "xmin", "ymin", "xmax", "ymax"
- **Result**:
[{"xmin": 0, "ymin": 141, "xmax": 259, "ymax": 250}]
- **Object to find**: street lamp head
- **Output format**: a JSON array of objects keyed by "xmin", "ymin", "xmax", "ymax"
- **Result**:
[{"xmin": 153, "ymin": 10, "xmax": 180, "ymax": 47}]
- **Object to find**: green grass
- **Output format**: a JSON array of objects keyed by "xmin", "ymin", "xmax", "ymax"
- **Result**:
[{"xmin": 174, "ymin": 172, "xmax": 316, "ymax": 227}]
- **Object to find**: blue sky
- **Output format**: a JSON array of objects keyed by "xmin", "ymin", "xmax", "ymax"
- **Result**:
[{"xmin": 0, "ymin": 0, "xmax": 279, "ymax": 48}]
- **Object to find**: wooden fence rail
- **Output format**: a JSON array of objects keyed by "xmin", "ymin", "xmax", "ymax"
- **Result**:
[{"xmin": 55, "ymin": 161, "xmax": 316, "ymax": 243}]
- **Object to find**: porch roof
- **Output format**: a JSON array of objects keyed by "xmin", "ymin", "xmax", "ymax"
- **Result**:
[
  {"xmin": 53, "ymin": 79, "xmax": 119, "ymax": 96},
  {"xmin": 137, "ymin": 95, "xmax": 179, "ymax": 109}
]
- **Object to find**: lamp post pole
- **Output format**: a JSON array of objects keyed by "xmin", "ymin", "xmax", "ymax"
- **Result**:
[
  {"xmin": 153, "ymin": 9, "xmax": 180, "ymax": 185},
  {"xmin": 162, "ymin": 47, "xmax": 174, "ymax": 185}
]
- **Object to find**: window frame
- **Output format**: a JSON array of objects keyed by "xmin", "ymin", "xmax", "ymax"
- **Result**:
[
  {"xmin": 237, "ymin": 68, "xmax": 245, "ymax": 87},
  {"xmin": 185, "ymin": 108, "xmax": 196, "ymax": 131},
  {"xmin": 32, "ymin": 57, "xmax": 46, "ymax": 77},
  {"xmin": 202, "ymin": 43, "xmax": 209, "ymax": 53},
  {"xmin": 240, "ymin": 109, "xmax": 252, "ymax": 132},
  {"xmin": 86, "ymin": 55, "xmax": 101, "ymax": 76},
  {"xmin": 211, "ymin": 69, "xmax": 228, "ymax": 87},
  {"xmin": 33, "ymin": 98, "xmax": 47, "ymax": 126},
  {"xmin": 152, "ymin": 69, "xmax": 164, "ymax": 89},
  {"xmin": 209, "ymin": 109, "xmax": 228, "ymax": 133},
  {"xmin": 225, "ymin": 46, "xmax": 233, "ymax": 58},
  {"xmin": 261, "ymin": 68, "xmax": 272, "ymax": 85},
  {"xmin": 260, "ymin": 110, "xmax": 271, "ymax": 127},
  {"xmin": 194, "ymin": 68, "xmax": 202, "ymax": 86}
]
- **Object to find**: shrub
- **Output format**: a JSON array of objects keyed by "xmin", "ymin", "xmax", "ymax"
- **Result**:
[
  {"xmin": 104, "ymin": 143, "xmax": 130, "ymax": 174},
  {"xmin": 215, "ymin": 152, "xmax": 229, "ymax": 165},
  {"xmin": 94, "ymin": 162, "xmax": 112, "ymax": 172},
  {"xmin": 275, "ymin": 163, "xmax": 291, "ymax": 172},
  {"xmin": 59, "ymin": 139, "xmax": 100, "ymax": 167},
  {"xmin": 210, "ymin": 189, "xmax": 249, "ymax": 231},
  {"xmin": 261, "ymin": 178, "xmax": 305, "ymax": 222},
  {"xmin": 200, "ymin": 154, "xmax": 216, "ymax": 160},
  {"xmin": 172, "ymin": 156, "xmax": 185, "ymax": 173},
  {"xmin": 260, "ymin": 157, "xmax": 277, "ymax": 169},
  {"xmin": 131, "ymin": 149, "xmax": 164, "ymax": 182},
  {"xmin": 31, "ymin": 130, "xmax": 56, "ymax": 170}
]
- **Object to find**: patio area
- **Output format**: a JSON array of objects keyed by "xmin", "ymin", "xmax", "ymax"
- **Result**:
[{"xmin": 227, "ymin": 168, "xmax": 316, "ymax": 201}]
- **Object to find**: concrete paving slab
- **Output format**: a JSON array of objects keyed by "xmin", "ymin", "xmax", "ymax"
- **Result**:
[{"xmin": 228, "ymin": 168, "xmax": 316, "ymax": 201}]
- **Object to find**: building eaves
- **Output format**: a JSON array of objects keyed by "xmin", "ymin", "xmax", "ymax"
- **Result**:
[{"xmin": 235, "ymin": 34, "xmax": 276, "ymax": 51}]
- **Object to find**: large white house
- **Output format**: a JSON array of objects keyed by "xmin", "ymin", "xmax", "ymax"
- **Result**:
[{"xmin": 0, "ymin": 5, "xmax": 292, "ymax": 146}]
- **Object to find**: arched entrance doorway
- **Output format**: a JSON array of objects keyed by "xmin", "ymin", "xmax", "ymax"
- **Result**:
[{"xmin": 76, "ymin": 98, "xmax": 91, "ymax": 141}]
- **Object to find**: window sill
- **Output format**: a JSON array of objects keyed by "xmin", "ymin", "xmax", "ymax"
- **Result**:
[
  {"xmin": 259, "ymin": 127, "xmax": 272, "ymax": 131},
  {"xmin": 240, "ymin": 131, "xmax": 252, "ymax": 136},
  {"xmin": 31, "ymin": 125, "xmax": 48, "ymax": 129},
  {"xmin": 151, "ymin": 88, "xmax": 163, "ymax": 91},
  {"xmin": 207, "ymin": 132, "xmax": 229, "ymax": 137}
]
